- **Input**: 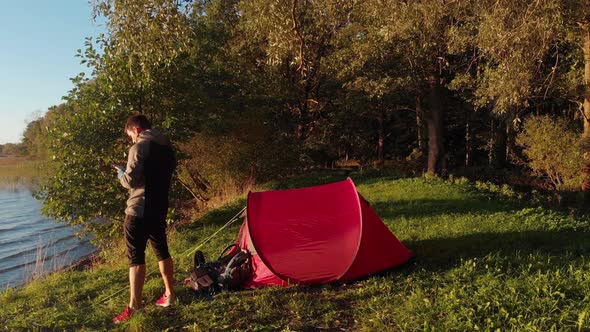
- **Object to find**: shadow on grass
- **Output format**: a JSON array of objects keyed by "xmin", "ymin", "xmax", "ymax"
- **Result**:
[
  {"xmin": 272, "ymin": 171, "xmax": 351, "ymax": 190},
  {"xmin": 371, "ymin": 197, "xmax": 520, "ymax": 220},
  {"xmin": 172, "ymin": 283, "xmax": 356, "ymax": 332},
  {"xmin": 348, "ymin": 170, "xmax": 407, "ymax": 186},
  {"xmin": 403, "ymin": 230, "xmax": 590, "ymax": 272},
  {"xmin": 185, "ymin": 199, "xmax": 247, "ymax": 230},
  {"xmin": 271, "ymin": 169, "xmax": 406, "ymax": 191}
]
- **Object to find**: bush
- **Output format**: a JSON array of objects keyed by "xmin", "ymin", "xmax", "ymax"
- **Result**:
[
  {"xmin": 516, "ymin": 115, "xmax": 583, "ymax": 191},
  {"xmin": 178, "ymin": 133, "xmax": 252, "ymax": 201},
  {"xmin": 178, "ymin": 115, "xmax": 301, "ymax": 209}
]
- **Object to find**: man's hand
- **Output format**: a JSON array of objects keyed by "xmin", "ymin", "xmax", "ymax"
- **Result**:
[{"xmin": 113, "ymin": 165, "xmax": 125, "ymax": 179}]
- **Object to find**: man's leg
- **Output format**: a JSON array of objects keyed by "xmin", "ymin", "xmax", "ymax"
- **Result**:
[
  {"xmin": 150, "ymin": 221, "xmax": 175, "ymax": 306},
  {"xmin": 158, "ymin": 257, "xmax": 174, "ymax": 297},
  {"xmin": 129, "ymin": 264, "xmax": 146, "ymax": 309},
  {"xmin": 124, "ymin": 215, "xmax": 148, "ymax": 309},
  {"xmin": 114, "ymin": 215, "xmax": 148, "ymax": 323}
]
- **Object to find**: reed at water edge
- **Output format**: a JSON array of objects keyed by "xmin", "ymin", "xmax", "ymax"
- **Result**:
[{"xmin": 0, "ymin": 156, "xmax": 48, "ymax": 191}]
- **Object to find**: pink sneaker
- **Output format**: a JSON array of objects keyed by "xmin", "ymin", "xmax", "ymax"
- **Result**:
[
  {"xmin": 155, "ymin": 293, "xmax": 175, "ymax": 307},
  {"xmin": 113, "ymin": 307, "xmax": 135, "ymax": 324}
]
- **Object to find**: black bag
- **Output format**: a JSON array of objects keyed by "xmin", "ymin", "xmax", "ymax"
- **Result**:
[
  {"xmin": 184, "ymin": 244, "xmax": 252, "ymax": 295},
  {"xmin": 217, "ymin": 244, "xmax": 252, "ymax": 290},
  {"xmin": 184, "ymin": 251, "xmax": 218, "ymax": 293}
]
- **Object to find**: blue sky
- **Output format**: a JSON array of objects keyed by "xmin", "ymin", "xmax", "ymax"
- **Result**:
[{"xmin": 0, "ymin": 1, "xmax": 104, "ymax": 144}]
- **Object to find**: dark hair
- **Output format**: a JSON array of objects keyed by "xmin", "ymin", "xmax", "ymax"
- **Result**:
[{"xmin": 125, "ymin": 115, "xmax": 152, "ymax": 131}]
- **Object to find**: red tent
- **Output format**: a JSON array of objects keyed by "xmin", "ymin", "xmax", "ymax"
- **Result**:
[{"xmin": 236, "ymin": 178, "xmax": 412, "ymax": 288}]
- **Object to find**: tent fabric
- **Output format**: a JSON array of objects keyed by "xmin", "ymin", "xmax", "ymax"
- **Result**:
[
  {"xmin": 238, "ymin": 178, "xmax": 412, "ymax": 288},
  {"xmin": 340, "ymin": 197, "xmax": 413, "ymax": 282},
  {"xmin": 238, "ymin": 221, "xmax": 288, "ymax": 288}
]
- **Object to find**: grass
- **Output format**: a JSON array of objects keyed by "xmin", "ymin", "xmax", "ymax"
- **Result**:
[{"xmin": 2, "ymin": 170, "xmax": 590, "ymax": 331}]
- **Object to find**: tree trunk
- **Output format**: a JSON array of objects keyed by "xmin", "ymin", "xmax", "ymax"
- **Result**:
[
  {"xmin": 488, "ymin": 119, "xmax": 495, "ymax": 166},
  {"xmin": 487, "ymin": 118, "xmax": 507, "ymax": 168},
  {"xmin": 416, "ymin": 96, "xmax": 426, "ymax": 153},
  {"xmin": 465, "ymin": 116, "xmax": 472, "ymax": 167},
  {"xmin": 377, "ymin": 110, "xmax": 385, "ymax": 167},
  {"xmin": 582, "ymin": 31, "xmax": 590, "ymax": 202},
  {"xmin": 494, "ymin": 120, "xmax": 508, "ymax": 167},
  {"xmin": 464, "ymin": 105, "xmax": 476, "ymax": 168},
  {"xmin": 506, "ymin": 116, "xmax": 516, "ymax": 163},
  {"xmin": 426, "ymin": 73, "xmax": 445, "ymax": 176},
  {"xmin": 584, "ymin": 31, "xmax": 590, "ymax": 138}
]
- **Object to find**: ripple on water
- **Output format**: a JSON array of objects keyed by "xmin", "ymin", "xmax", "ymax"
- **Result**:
[{"xmin": 0, "ymin": 188, "xmax": 96, "ymax": 289}]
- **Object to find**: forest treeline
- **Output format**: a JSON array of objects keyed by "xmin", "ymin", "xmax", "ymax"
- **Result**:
[
  {"xmin": 0, "ymin": 143, "xmax": 26, "ymax": 156},
  {"xmin": 15, "ymin": 0, "xmax": 590, "ymax": 241}
]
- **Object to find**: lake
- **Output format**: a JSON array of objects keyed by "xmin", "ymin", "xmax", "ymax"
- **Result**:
[{"xmin": 0, "ymin": 187, "xmax": 96, "ymax": 289}]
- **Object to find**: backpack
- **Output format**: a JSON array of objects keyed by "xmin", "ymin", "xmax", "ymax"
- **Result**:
[{"xmin": 184, "ymin": 244, "xmax": 252, "ymax": 295}]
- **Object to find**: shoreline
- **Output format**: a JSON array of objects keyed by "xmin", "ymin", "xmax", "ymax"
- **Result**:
[
  {"xmin": 61, "ymin": 250, "xmax": 101, "ymax": 272},
  {"xmin": 4, "ymin": 250, "xmax": 101, "ymax": 290}
]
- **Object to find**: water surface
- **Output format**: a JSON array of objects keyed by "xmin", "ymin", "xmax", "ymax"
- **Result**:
[{"xmin": 0, "ymin": 187, "xmax": 95, "ymax": 289}]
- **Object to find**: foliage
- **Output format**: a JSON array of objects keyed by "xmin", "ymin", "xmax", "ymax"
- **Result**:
[
  {"xmin": 0, "ymin": 142, "xmax": 27, "ymax": 156},
  {"xmin": 3, "ymin": 173, "xmax": 590, "ymax": 330},
  {"xmin": 516, "ymin": 115, "xmax": 584, "ymax": 191},
  {"xmin": 178, "ymin": 109, "xmax": 300, "ymax": 202},
  {"xmin": 39, "ymin": 97, "xmax": 130, "ymax": 240},
  {"xmin": 92, "ymin": 0, "xmax": 194, "ymax": 84},
  {"xmin": 462, "ymin": 0, "xmax": 564, "ymax": 114},
  {"xmin": 5, "ymin": 3, "xmax": 590, "ymax": 329},
  {"xmin": 237, "ymin": 0, "xmax": 359, "ymax": 154},
  {"xmin": 15, "ymin": 0, "xmax": 590, "ymax": 247},
  {"xmin": 38, "ymin": 0, "xmax": 245, "ymax": 242},
  {"xmin": 20, "ymin": 104, "xmax": 68, "ymax": 158}
]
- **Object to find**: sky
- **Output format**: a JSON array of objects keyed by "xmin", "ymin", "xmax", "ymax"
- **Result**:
[{"xmin": 0, "ymin": 1, "xmax": 105, "ymax": 144}]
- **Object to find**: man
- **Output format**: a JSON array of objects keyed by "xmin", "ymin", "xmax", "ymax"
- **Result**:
[{"xmin": 113, "ymin": 114, "xmax": 177, "ymax": 323}]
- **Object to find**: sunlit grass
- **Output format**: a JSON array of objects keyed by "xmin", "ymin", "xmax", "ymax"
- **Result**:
[{"xmin": 2, "ymin": 170, "xmax": 590, "ymax": 330}]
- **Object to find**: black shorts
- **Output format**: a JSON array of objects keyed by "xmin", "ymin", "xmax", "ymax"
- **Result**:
[{"xmin": 124, "ymin": 214, "xmax": 171, "ymax": 266}]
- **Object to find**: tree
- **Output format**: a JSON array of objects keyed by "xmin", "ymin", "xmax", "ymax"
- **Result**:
[
  {"xmin": 555, "ymin": 1, "xmax": 590, "ymax": 198},
  {"xmin": 1, "ymin": 143, "xmax": 27, "ymax": 156},
  {"xmin": 327, "ymin": 0, "xmax": 419, "ymax": 165},
  {"xmin": 21, "ymin": 106, "xmax": 66, "ymax": 159},
  {"xmin": 40, "ymin": 0, "xmax": 254, "ymax": 240},
  {"xmin": 352, "ymin": 0, "xmax": 479, "ymax": 175},
  {"xmin": 90, "ymin": 0, "xmax": 205, "ymax": 132},
  {"xmin": 454, "ymin": 0, "xmax": 564, "ymax": 166},
  {"xmin": 39, "ymin": 0, "xmax": 202, "ymax": 240},
  {"xmin": 237, "ymin": 0, "xmax": 357, "ymax": 158},
  {"xmin": 517, "ymin": 115, "xmax": 583, "ymax": 191}
]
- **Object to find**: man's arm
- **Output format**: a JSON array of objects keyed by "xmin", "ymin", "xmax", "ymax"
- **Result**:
[{"xmin": 119, "ymin": 143, "xmax": 146, "ymax": 189}]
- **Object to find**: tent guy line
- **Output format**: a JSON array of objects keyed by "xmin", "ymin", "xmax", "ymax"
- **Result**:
[{"xmin": 182, "ymin": 206, "xmax": 247, "ymax": 257}]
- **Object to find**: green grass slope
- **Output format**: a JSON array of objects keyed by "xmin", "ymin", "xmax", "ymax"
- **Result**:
[{"xmin": 2, "ymin": 171, "xmax": 590, "ymax": 331}]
